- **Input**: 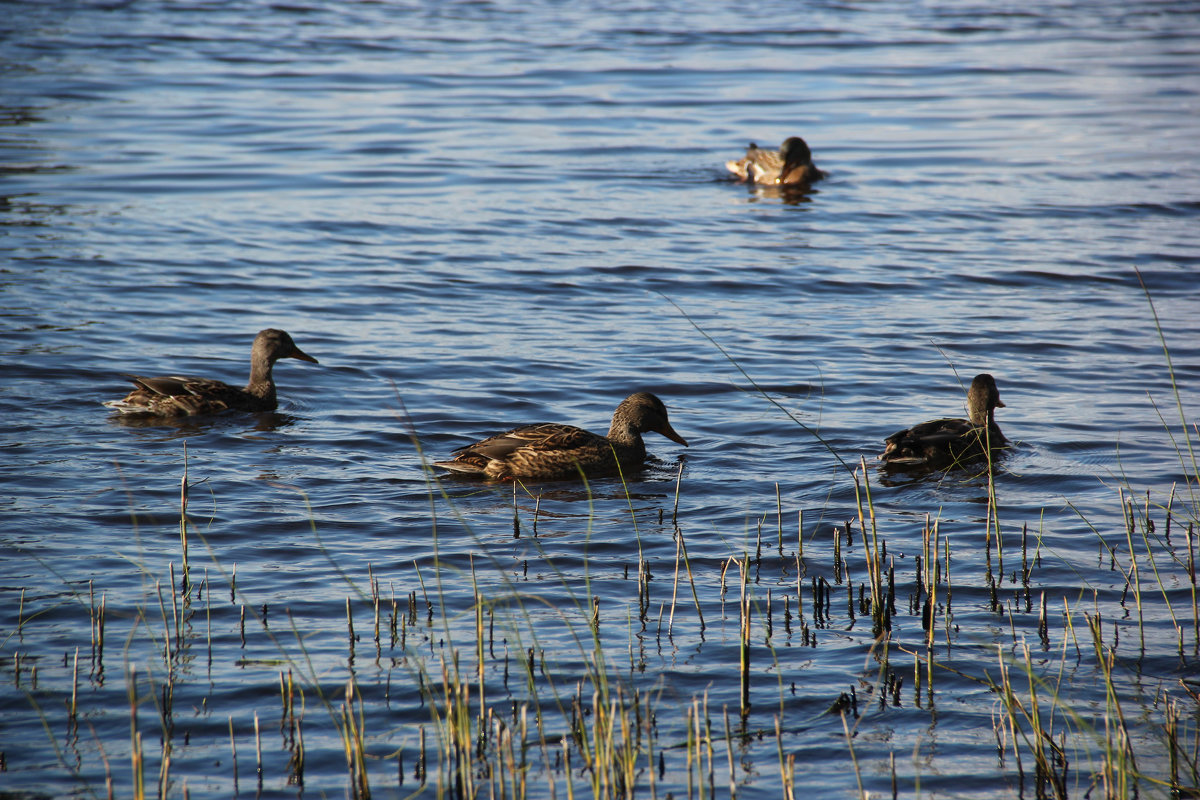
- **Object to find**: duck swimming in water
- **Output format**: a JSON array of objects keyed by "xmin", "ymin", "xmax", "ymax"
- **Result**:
[
  {"xmin": 104, "ymin": 328, "xmax": 318, "ymax": 417},
  {"xmin": 725, "ymin": 137, "xmax": 825, "ymax": 186},
  {"xmin": 879, "ymin": 374, "xmax": 1008, "ymax": 470},
  {"xmin": 435, "ymin": 392, "xmax": 688, "ymax": 481}
]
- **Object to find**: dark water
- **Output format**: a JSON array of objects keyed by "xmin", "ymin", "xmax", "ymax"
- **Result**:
[{"xmin": 3, "ymin": 1, "xmax": 1200, "ymax": 797}]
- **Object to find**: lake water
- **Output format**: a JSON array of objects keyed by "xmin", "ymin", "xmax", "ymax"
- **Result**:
[{"xmin": 3, "ymin": 1, "xmax": 1200, "ymax": 797}]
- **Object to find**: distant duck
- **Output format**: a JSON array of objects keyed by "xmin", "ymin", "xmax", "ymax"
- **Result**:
[
  {"xmin": 104, "ymin": 329, "xmax": 318, "ymax": 417},
  {"xmin": 879, "ymin": 374, "xmax": 1008, "ymax": 469},
  {"xmin": 435, "ymin": 392, "xmax": 688, "ymax": 481},
  {"xmin": 725, "ymin": 137, "xmax": 825, "ymax": 186}
]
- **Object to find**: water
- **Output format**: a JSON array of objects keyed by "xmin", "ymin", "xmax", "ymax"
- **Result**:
[{"xmin": 3, "ymin": 0, "xmax": 1200, "ymax": 797}]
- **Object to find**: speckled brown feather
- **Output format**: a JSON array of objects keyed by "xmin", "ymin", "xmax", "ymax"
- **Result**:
[
  {"xmin": 116, "ymin": 376, "xmax": 273, "ymax": 416},
  {"xmin": 435, "ymin": 392, "xmax": 687, "ymax": 481}
]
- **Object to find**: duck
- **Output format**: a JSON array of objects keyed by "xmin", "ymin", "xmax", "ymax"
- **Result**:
[
  {"xmin": 879, "ymin": 374, "xmax": 1008, "ymax": 469},
  {"xmin": 104, "ymin": 329, "xmax": 318, "ymax": 417},
  {"xmin": 435, "ymin": 392, "xmax": 688, "ymax": 481},
  {"xmin": 725, "ymin": 137, "xmax": 825, "ymax": 186}
]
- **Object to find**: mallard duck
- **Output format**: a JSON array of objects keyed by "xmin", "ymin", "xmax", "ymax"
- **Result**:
[
  {"xmin": 725, "ymin": 137, "xmax": 825, "ymax": 186},
  {"xmin": 879, "ymin": 374, "xmax": 1008, "ymax": 469},
  {"xmin": 435, "ymin": 392, "xmax": 688, "ymax": 481},
  {"xmin": 104, "ymin": 329, "xmax": 318, "ymax": 417}
]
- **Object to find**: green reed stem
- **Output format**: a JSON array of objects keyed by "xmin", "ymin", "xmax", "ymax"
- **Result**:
[
  {"xmin": 179, "ymin": 442, "xmax": 189, "ymax": 590},
  {"xmin": 739, "ymin": 555, "xmax": 750, "ymax": 719},
  {"xmin": 1135, "ymin": 267, "xmax": 1200, "ymax": 509}
]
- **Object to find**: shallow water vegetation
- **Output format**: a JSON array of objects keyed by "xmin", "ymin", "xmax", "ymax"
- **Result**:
[
  {"xmin": 3, "ymin": 436, "xmax": 1199, "ymax": 800},
  {"xmin": 7, "ymin": 328, "xmax": 1200, "ymax": 798}
]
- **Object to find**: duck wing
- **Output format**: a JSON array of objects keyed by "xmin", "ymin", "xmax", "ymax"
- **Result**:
[
  {"xmin": 459, "ymin": 423, "xmax": 596, "ymax": 458},
  {"xmin": 881, "ymin": 417, "xmax": 975, "ymax": 466},
  {"xmin": 106, "ymin": 375, "xmax": 246, "ymax": 416},
  {"xmin": 435, "ymin": 423, "xmax": 600, "ymax": 474},
  {"xmin": 726, "ymin": 143, "xmax": 783, "ymax": 182}
]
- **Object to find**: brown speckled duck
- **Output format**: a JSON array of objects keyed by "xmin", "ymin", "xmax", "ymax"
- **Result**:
[
  {"xmin": 725, "ymin": 137, "xmax": 825, "ymax": 186},
  {"xmin": 104, "ymin": 329, "xmax": 318, "ymax": 417},
  {"xmin": 435, "ymin": 392, "xmax": 688, "ymax": 481},
  {"xmin": 879, "ymin": 374, "xmax": 1008, "ymax": 469}
]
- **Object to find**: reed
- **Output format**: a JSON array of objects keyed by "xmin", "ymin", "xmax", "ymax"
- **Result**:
[
  {"xmin": 342, "ymin": 678, "xmax": 371, "ymax": 799},
  {"xmin": 254, "ymin": 710, "xmax": 263, "ymax": 790},
  {"xmin": 668, "ymin": 523, "xmax": 706, "ymax": 634},
  {"xmin": 179, "ymin": 441, "xmax": 190, "ymax": 590},
  {"xmin": 204, "ymin": 571, "xmax": 212, "ymax": 674},
  {"xmin": 852, "ymin": 458, "xmax": 887, "ymax": 634},
  {"xmin": 738, "ymin": 554, "xmax": 751, "ymax": 719},
  {"xmin": 68, "ymin": 647, "xmax": 79, "ymax": 737},
  {"xmin": 96, "ymin": 592, "xmax": 106, "ymax": 677},
  {"xmin": 127, "ymin": 667, "xmax": 144, "ymax": 800},
  {"xmin": 839, "ymin": 708, "xmax": 865, "ymax": 800},
  {"xmin": 9, "ymin": 396, "xmax": 1200, "ymax": 800},
  {"xmin": 228, "ymin": 715, "xmax": 238, "ymax": 793}
]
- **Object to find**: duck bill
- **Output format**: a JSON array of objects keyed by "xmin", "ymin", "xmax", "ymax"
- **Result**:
[
  {"xmin": 290, "ymin": 346, "xmax": 319, "ymax": 364},
  {"xmin": 659, "ymin": 423, "xmax": 688, "ymax": 447}
]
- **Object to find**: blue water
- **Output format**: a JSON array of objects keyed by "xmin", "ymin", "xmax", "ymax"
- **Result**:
[{"xmin": 3, "ymin": 1, "xmax": 1200, "ymax": 797}]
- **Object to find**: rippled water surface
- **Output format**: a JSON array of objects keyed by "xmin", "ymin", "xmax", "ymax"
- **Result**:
[{"xmin": 3, "ymin": 1, "xmax": 1200, "ymax": 798}]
